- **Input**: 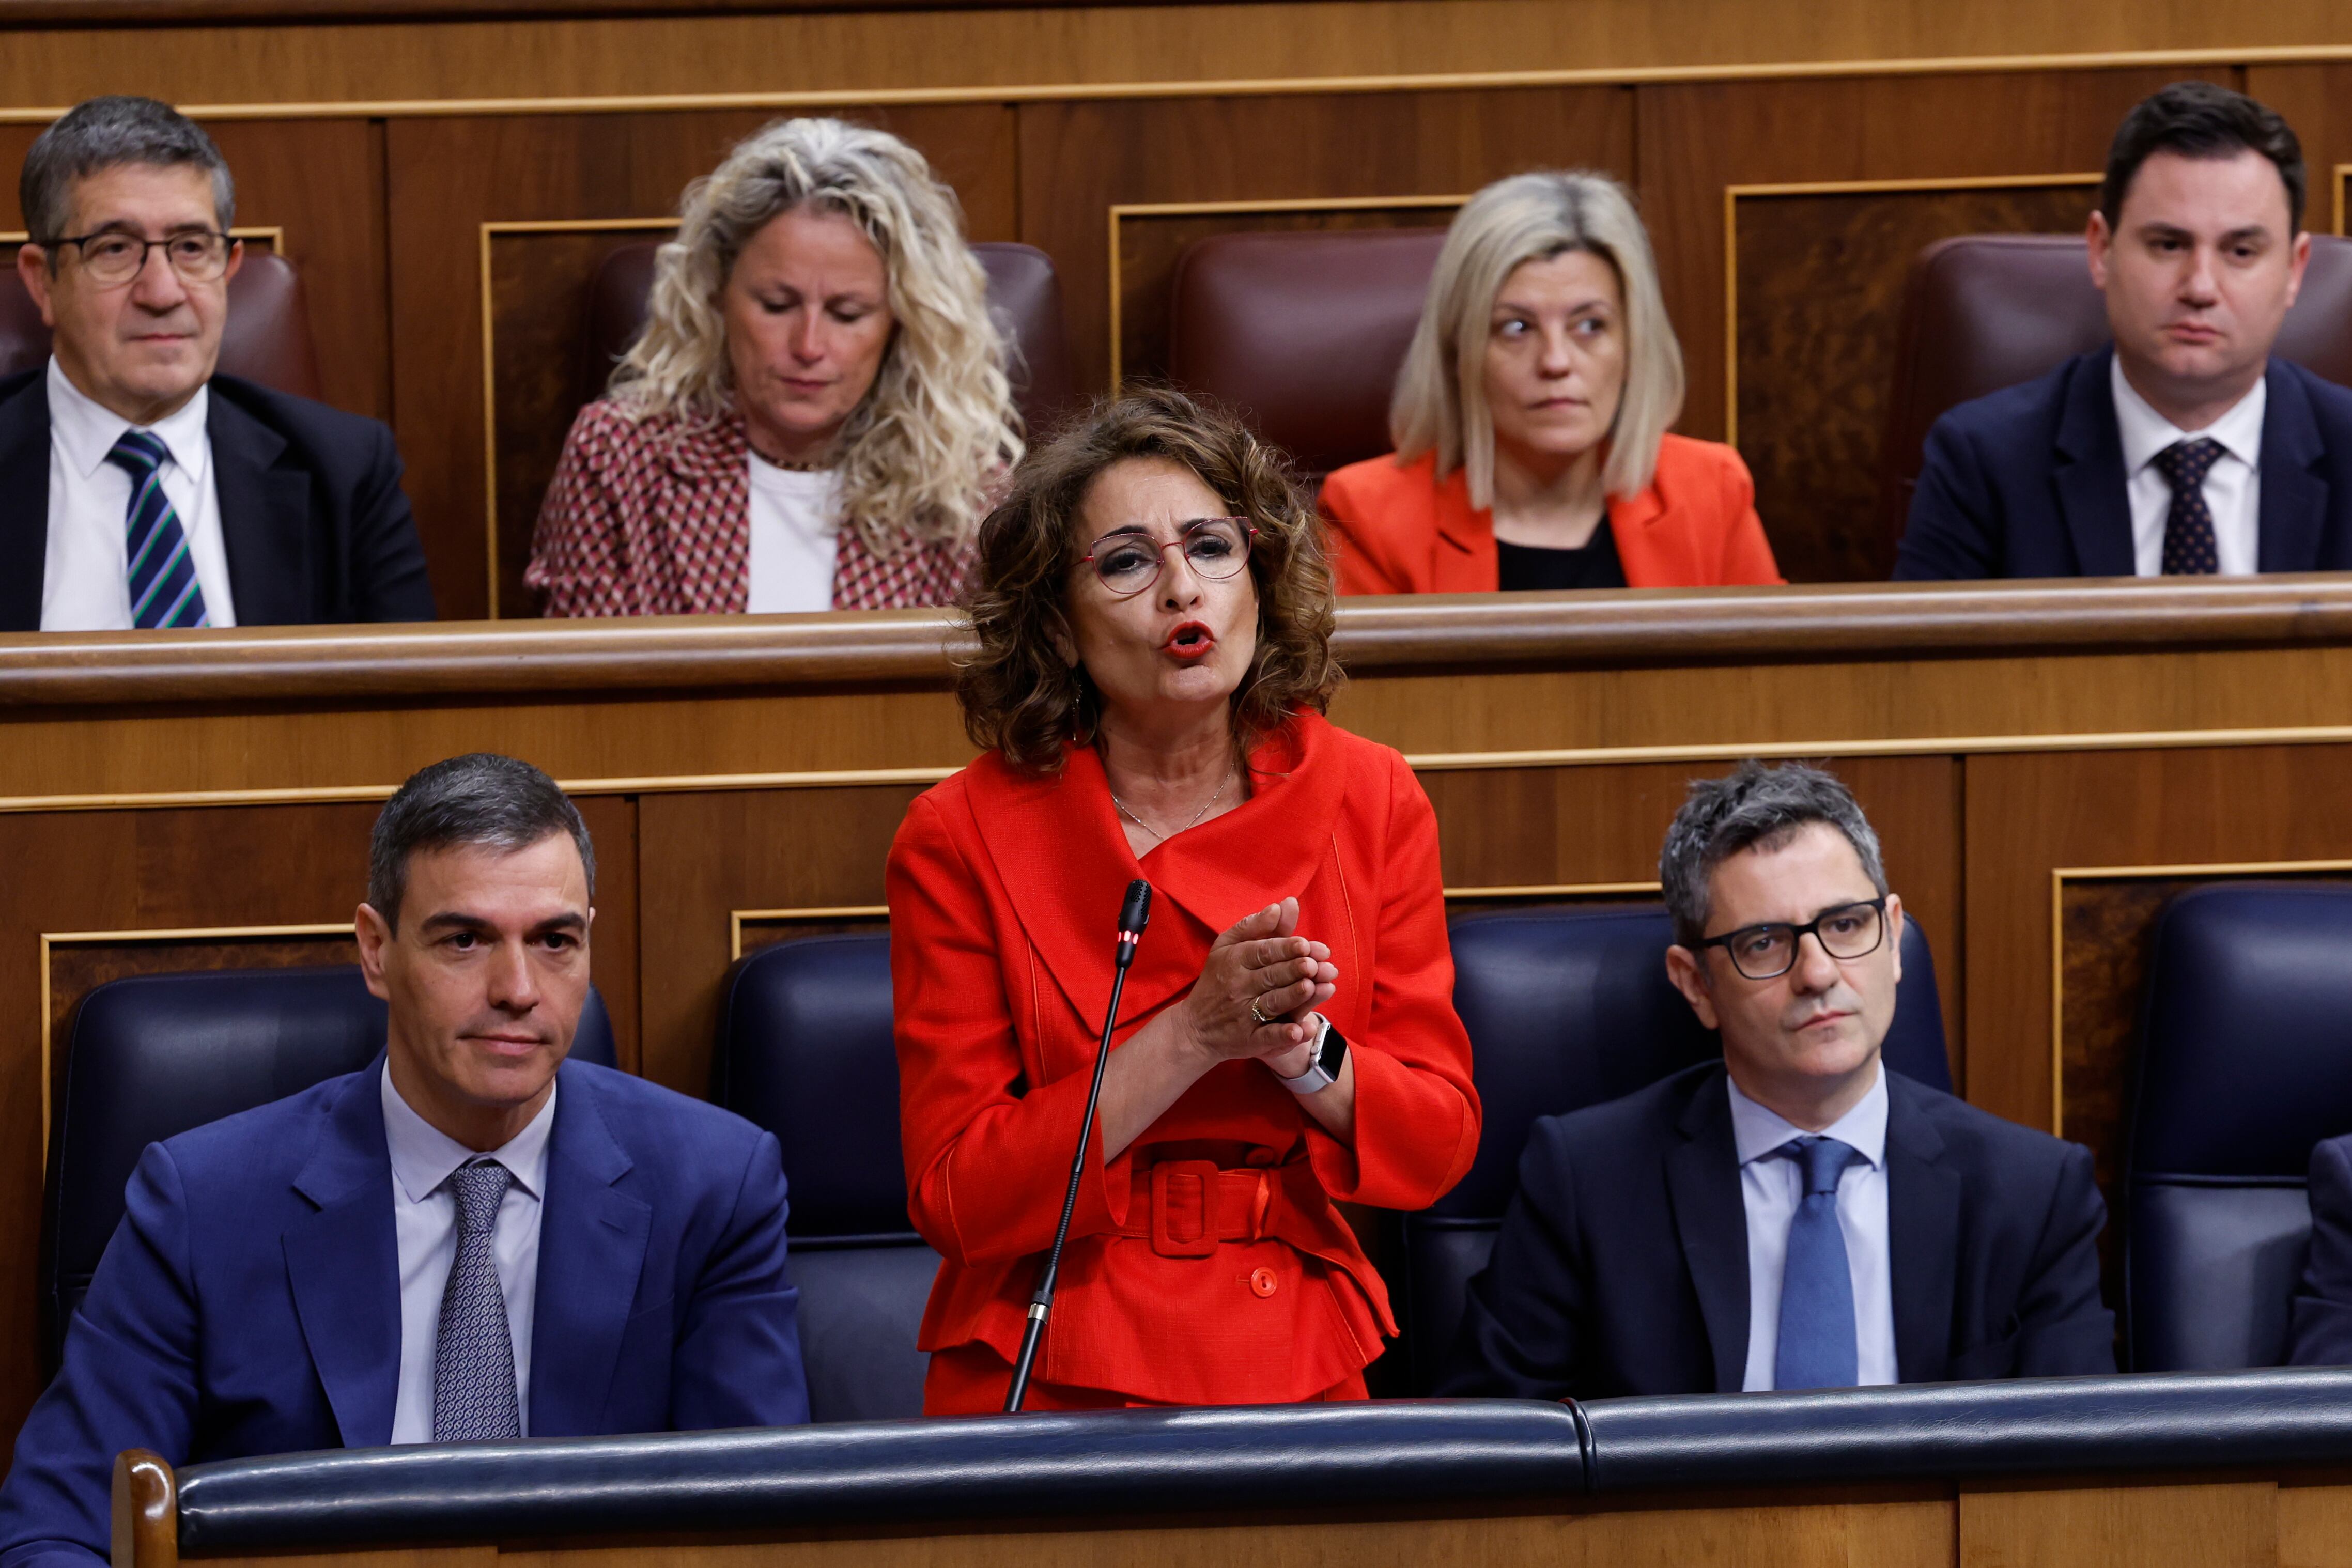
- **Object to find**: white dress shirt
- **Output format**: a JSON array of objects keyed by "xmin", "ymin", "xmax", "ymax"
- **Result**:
[
  {"xmin": 1730, "ymin": 1062, "xmax": 1896, "ymax": 1392},
  {"xmin": 382, "ymin": 1067, "xmax": 555, "ymax": 1443},
  {"xmin": 2112, "ymin": 355, "xmax": 2265, "ymax": 577},
  {"xmin": 40, "ymin": 357, "xmax": 238, "ymax": 631},
  {"xmin": 746, "ymin": 455, "xmax": 840, "ymax": 613}
]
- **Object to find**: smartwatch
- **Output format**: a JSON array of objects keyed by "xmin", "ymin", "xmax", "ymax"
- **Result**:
[{"xmin": 1275, "ymin": 1013, "xmax": 1348, "ymax": 1095}]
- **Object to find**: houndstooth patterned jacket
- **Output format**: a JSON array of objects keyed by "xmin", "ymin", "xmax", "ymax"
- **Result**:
[{"xmin": 526, "ymin": 399, "xmax": 975, "ymax": 616}]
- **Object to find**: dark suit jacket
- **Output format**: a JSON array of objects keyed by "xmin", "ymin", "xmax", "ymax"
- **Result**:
[
  {"xmin": 0, "ymin": 1057, "xmax": 807, "ymax": 1568},
  {"xmin": 0, "ymin": 369, "xmax": 435, "ymax": 627},
  {"xmin": 1436, "ymin": 1062, "xmax": 2116, "ymax": 1400},
  {"xmin": 1893, "ymin": 347, "xmax": 2352, "ymax": 581},
  {"xmin": 2289, "ymin": 1132, "xmax": 2352, "ymax": 1365}
]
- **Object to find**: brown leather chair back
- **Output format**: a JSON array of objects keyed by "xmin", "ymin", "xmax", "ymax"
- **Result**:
[
  {"xmin": 1878, "ymin": 231, "xmax": 2352, "ymax": 550},
  {"xmin": 577, "ymin": 239, "xmax": 1079, "ymax": 439},
  {"xmin": 0, "ymin": 248, "xmax": 323, "ymax": 401},
  {"xmin": 1166, "ymin": 226, "xmax": 1450, "ymax": 481}
]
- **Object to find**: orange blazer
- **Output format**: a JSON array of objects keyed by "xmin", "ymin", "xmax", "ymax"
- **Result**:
[
  {"xmin": 1318, "ymin": 436, "xmax": 1783, "ymax": 594},
  {"xmin": 886, "ymin": 711, "xmax": 1481, "ymax": 1410}
]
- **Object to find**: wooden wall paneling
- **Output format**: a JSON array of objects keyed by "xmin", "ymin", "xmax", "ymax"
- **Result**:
[
  {"xmin": 383, "ymin": 105, "xmax": 1016, "ymax": 619},
  {"xmin": 1728, "ymin": 177, "xmax": 2098, "ymax": 582},
  {"xmin": 1018, "ymin": 86, "xmax": 1634, "ymax": 397},
  {"xmin": 1962, "ymin": 745, "xmax": 2352, "ymax": 1145},
  {"xmin": 0, "ymin": 118, "xmax": 391, "ymax": 422},
  {"xmin": 1634, "ymin": 67, "xmax": 2234, "ymax": 573},
  {"xmin": 576, "ymin": 792, "xmax": 642, "ymax": 1072},
  {"xmin": 2240, "ymin": 66, "xmax": 2352, "ymax": 239},
  {"xmin": 634, "ymin": 784, "xmax": 926, "ymax": 1096},
  {"xmin": 2279, "ymin": 1479, "xmax": 2352, "ymax": 1568},
  {"xmin": 1957, "ymin": 1480, "xmax": 2276, "ymax": 1568}
]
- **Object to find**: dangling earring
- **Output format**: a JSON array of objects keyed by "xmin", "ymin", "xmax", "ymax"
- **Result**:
[{"xmin": 1067, "ymin": 667, "xmax": 1090, "ymax": 746}]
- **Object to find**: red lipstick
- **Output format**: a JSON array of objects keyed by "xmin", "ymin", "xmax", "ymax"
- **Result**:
[{"xmin": 1163, "ymin": 621, "xmax": 1216, "ymax": 661}]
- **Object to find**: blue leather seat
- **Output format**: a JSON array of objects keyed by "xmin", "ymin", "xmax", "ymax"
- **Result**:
[
  {"xmin": 715, "ymin": 933, "xmax": 935, "ymax": 1423},
  {"xmin": 2126, "ymin": 883, "xmax": 2352, "ymax": 1371},
  {"xmin": 1391, "ymin": 901, "xmax": 1951, "ymax": 1393},
  {"xmin": 41, "ymin": 964, "xmax": 617, "ymax": 1371}
]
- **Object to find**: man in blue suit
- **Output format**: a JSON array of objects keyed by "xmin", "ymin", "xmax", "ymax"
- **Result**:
[
  {"xmin": 1438, "ymin": 763, "xmax": 2114, "ymax": 1399},
  {"xmin": 0, "ymin": 754, "xmax": 808, "ymax": 1568},
  {"xmin": 1895, "ymin": 82, "xmax": 2352, "ymax": 581}
]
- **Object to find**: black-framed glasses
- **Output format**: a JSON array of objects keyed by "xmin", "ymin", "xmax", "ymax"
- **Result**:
[
  {"xmin": 1078, "ymin": 517, "xmax": 1256, "ymax": 597},
  {"xmin": 49, "ymin": 230, "xmax": 235, "ymax": 286},
  {"xmin": 1691, "ymin": 897, "xmax": 1888, "ymax": 981}
]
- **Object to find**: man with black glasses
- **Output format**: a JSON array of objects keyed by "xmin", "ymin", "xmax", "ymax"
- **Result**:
[
  {"xmin": 1439, "ymin": 761, "xmax": 2114, "ymax": 1399},
  {"xmin": 1, "ymin": 96, "xmax": 432, "ymax": 630}
]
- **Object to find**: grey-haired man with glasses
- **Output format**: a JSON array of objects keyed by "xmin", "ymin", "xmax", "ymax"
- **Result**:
[
  {"xmin": 2, "ymin": 96, "xmax": 431, "ymax": 631},
  {"xmin": 1439, "ymin": 760, "xmax": 2114, "ymax": 1400}
]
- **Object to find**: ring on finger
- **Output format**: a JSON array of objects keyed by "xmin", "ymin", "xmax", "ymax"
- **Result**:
[{"xmin": 1249, "ymin": 997, "xmax": 1272, "ymax": 1028}]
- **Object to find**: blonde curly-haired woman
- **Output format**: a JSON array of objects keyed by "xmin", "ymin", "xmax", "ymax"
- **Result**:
[{"xmin": 528, "ymin": 117, "xmax": 1022, "ymax": 615}]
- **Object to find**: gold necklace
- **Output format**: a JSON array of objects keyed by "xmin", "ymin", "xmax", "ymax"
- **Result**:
[{"xmin": 1111, "ymin": 767, "xmax": 1235, "ymax": 842}]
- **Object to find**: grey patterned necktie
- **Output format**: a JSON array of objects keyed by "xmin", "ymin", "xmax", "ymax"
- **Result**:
[{"xmin": 432, "ymin": 1159, "xmax": 521, "ymax": 1441}]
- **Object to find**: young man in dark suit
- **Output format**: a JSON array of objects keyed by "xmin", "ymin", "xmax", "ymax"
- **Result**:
[
  {"xmin": 1439, "ymin": 762, "xmax": 2114, "ymax": 1399},
  {"xmin": 1895, "ymin": 82, "xmax": 2352, "ymax": 582},
  {"xmin": 0, "ymin": 755, "xmax": 807, "ymax": 1568},
  {"xmin": 1, "ymin": 96, "xmax": 433, "ymax": 630}
]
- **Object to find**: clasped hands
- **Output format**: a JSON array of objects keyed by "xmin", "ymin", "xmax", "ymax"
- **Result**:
[{"xmin": 1175, "ymin": 897, "xmax": 1336, "ymax": 1081}]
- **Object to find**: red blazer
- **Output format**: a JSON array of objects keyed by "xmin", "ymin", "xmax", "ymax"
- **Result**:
[
  {"xmin": 886, "ymin": 711, "xmax": 1481, "ymax": 1410},
  {"xmin": 1318, "ymin": 437, "xmax": 1783, "ymax": 594}
]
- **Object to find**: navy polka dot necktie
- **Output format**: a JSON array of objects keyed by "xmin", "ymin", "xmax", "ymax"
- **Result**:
[
  {"xmin": 2153, "ymin": 437, "xmax": 2224, "ymax": 577},
  {"xmin": 432, "ymin": 1159, "xmax": 521, "ymax": 1442}
]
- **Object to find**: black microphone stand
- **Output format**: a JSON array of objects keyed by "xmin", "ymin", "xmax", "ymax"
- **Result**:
[{"xmin": 1005, "ymin": 877, "xmax": 1152, "ymax": 1413}]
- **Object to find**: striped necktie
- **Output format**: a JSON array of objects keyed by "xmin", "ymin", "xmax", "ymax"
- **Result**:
[{"xmin": 104, "ymin": 429, "xmax": 210, "ymax": 630}]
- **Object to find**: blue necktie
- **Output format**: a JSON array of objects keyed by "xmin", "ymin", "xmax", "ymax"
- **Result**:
[
  {"xmin": 432, "ymin": 1159, "xmax": 521, "ymax": 1442},
  {"xmin": 1774, "ymin": 1135, "xmax": 1864, "ymax": 1391},
  {"xmin": 104, "ymin": 430, "xmax": 209, "ymax": 630}
]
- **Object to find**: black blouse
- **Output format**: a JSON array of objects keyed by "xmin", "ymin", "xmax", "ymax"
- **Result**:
[{"xmin": 1495, "ymin": 522, "xmax": 1629, "ymax": 591}]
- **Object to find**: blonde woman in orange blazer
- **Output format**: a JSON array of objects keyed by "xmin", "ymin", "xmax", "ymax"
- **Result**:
[{"xmin": 1321, "ymin": 172, "xmax": 1782, "ymax": 594}]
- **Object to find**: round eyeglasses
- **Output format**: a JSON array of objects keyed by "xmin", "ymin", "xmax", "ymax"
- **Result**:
[
  {"xmin": 1078, "ymin": 517, "xmax": 1256, "ymax": 597},
  {"xmin": 1691, "ymin": 898, "xmax": 1888, "ymax": 981},
  {"xmin": 53, "ymin": 231, "xmax": 235, "ymax": 286}
]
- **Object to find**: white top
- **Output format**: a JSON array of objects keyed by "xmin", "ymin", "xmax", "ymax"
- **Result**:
[
  {"xmin": 382, "ymin": 1066, "xmax": 556, "ymax": 1443},
  {"xmin": 2112, "ymin": 355, "xmax": 2265, "ymax": 577},
  {"xmin": 40, "ymin": 357, "xmax": 237, "ymax": 631},
  {"xmin": 746, "ymin": 455, "xmax": 841, "ymax": 613},
  {"xmin": 1729, "ymin": 1061, "xmax": 1896, "ymax": 1392}
]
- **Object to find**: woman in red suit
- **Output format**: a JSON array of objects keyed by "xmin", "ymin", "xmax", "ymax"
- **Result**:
[
  {"xmin": 888, "ymin": 387, "xmax": 1481, "ymax": 1413},
  {"xmin": 1321, "ymin": 171, "xmax": 1782, "ymax": 594}
]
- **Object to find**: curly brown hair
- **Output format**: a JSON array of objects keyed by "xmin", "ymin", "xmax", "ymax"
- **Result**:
[{"xmin": 957, "ymin": 386, "xmax": 1341, "ymax": 774}]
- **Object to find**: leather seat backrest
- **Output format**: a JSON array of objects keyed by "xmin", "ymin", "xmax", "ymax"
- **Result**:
[
  {"xmin": 41, "ymin": 965, "xmax": 616, "ymax": 1370},
  {"xmin": 579, "ymin": 240, "xmax": 1077, "ymax": 439},
  {"xmin": 1166, "ymin": 226, "xmax": 1450, "ymax": 481},
  {"xmin": 2126, "ymin": 882, "xmax": 2352, "ymax": 1371},
  {"xmin": 714, "ymin": 932, "xmax": 933, "ymax": 1422},
  {"xmin": 1877, "ymin": 231, "xmax": 2352, "ymax": 552},
  {"xmin": 0, "ymin": 249, "xmax": 324, "ymax": 401},
  {"xmin": 1392, "ymin": 902, "xmax": 1949, "ymax": 1392}
]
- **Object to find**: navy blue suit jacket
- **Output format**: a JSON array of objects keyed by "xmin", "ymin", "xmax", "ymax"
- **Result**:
[
  {"xmin": 0, "ymin": 368, "xmax": 436, "ymax": 628},
  {"xmin": 2289, "ymin": 1132, "xmax": 2352, "ymax": 1366},
  {"xmin": 1893, "ymin": 347, "xmax": 2352, "ymax": 580},
  {"xmin": 0, "ymin": 1058, "xmax": 807, "ymax": 1568},
  {"xmin": 1435, "ymin": 1062, "xmax": 2116, "ymax": 1400}
]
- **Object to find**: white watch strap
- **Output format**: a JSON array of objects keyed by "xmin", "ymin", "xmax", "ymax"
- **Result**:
[{"xmin": 1275, "ymin": 1013, "xmax": 1336, "ymax": 1093}]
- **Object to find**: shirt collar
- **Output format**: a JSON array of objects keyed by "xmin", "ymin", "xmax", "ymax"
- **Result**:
[
  {"xmin": 2111, "ymin": 353, "xmax": 2266, "ymax": 476},
  {"xmin": 1727, "ymin": 1058, "xmax": 1888, "ymax": 1170},
  {"xmin": 380, "ymin": 1061, "xmax": 557, "ymax": 1204},
  {"xmin": 45, "ymin": 355, "xmax": 211, "ymax": 485}
]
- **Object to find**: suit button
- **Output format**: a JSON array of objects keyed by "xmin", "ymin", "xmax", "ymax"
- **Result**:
[{"xmin": 1249, "ymin": 1267, "xmax": 1278, "ymax": 1298}]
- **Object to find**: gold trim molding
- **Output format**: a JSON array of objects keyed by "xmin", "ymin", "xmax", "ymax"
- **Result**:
[
  {"xmin": 729, "ymin": 905, "xmax": 892, "ymax": 961},
  {"xmin": 2046, "ymin": 857, "xmax": 2352, "ymax": 1138},
  {"xmin": 39, "ymin": 921, "xmax": 352, "ymax": 1160},
  {"xmin": 1722, "ymin": 173, "xmax": 2099, "ymax": 446},
  {"xmin": 1105, "ymin": 193, "xmax": 1464, "ymax": 390}
]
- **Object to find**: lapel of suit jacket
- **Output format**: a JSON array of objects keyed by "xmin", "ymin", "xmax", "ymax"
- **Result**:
[
  {"xmin": 528, "ymin": 1063, "xmax": 653, "ymax": 1438},
  {"xmin": 1664, "ymin": 1067, "xmax": 1751, "ymax": 1393},
  {"xmin": 0, "ymin": 371, "xmax": 53, "ymax": 630},
  {"xmin": 1428, "ymin": 462, "xmax": 1499, "ymax": 592},
  {"xmin": 2053, "ymin": 348, "xmax": 2139, "ymax": 577},
  {"xmin": 283, "ymin": 1060, "xmax": 402, "ymax": 1449},
  {"xmin": 207, "ymin": 382, "xmax": 314, "ymax": 625},
  {"xmin": 2256, "ymin": 361, "xmax": 2326, "ymax": 573},
  {"xmin": 1884, "ymin": 1070, "xmax": 1960, "ymax": 1383}
]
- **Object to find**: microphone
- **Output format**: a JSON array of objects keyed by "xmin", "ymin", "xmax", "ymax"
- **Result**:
[{"xmin": 1004, "ymin": 877, "xmax": 1151, "ymax": 1412}]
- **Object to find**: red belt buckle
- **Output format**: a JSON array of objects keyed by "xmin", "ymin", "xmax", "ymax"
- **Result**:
[{"xmin": 1150, "ymin": 1159, "xmax": 1220, "ymax": 1257}]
